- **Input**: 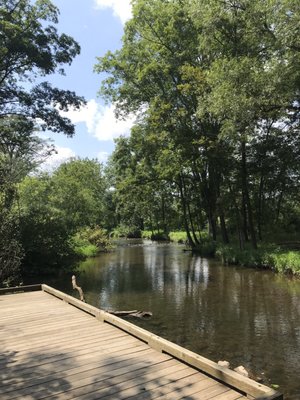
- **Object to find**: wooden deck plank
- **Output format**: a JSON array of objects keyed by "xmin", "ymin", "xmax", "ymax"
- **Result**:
[
  {"xmin": 1, "ymin": 328, "xmax": 127, "ymax": 355},
  {"xmin": 0, "ymin": 288, "xmax": 281, "ymax": 400},
  {"xmin": 1, "ymin": 345, "xmax": 152, "ymax": 388},
  {"xmin": 0, "ymin": 332, "xmax": 126, "ymax": 358},
  {"xmin": 1, "ymin": 337, "xmax": 148, "ymax": 378},
  {"xmin": 105, "ymin": 371, "xmax": 204, "ymax": 400},
  {"xmin": 0, "ymin": 357, "xmax": 178, "ymax": 400},
  {"xmin": 1, "ymin": 333, "xmax": 142, "ymax": 368},
  {"xmin": 0, "ymin": 320, "xmax": 116, "ymax": 345},
  {"xmin": 111, "ymin": 370, "xmax": 210, "ymax": 400},
  {"xmin": 41, "ymin": 362, "xmax": 195, "ymax": 400},
  {"xmin": 210, "ymin": 393, "xmax": 244, "ymax": 400},
  {"xmin": 1, "ymin": 324, "xmax": 128, "ymax": 348},
  {"xmin": 152, "ymin": 380, "xmax": 231, "ymax": 400},
  {"xmin": 0, "ymin": 349, "xmax": 169, "ymax": 396}
]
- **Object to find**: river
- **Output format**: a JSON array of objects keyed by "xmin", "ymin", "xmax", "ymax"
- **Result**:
[{"xmin": 41, "ymin": 239, "xmax": 300, "ymax": 400}]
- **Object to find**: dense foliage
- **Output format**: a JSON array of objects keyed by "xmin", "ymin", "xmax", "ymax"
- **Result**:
[
  {"xmin": 0, "ymin": 0, "xmax": 85, "ymax": 285},
  {"xmin": 1, "ymin": 0, "xmax": 299, "ymax": 285},
  {"xmin": 96, "ymin": 0, "xmax": 300, "ymax": 252},
  {"xmin": 18, "ymin": 159, "xmax": 109, "ymax": 274}
]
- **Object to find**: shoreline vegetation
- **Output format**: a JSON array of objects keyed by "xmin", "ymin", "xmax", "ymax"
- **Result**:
[
  {"xmin": 139, "ymin": 230, "xmax": 300, "ymax": 276},
  {"xmin": 72, "ymin": 226, "xmax": 113, "ymax": 258},
  {"xmin": 70, "ymin": 227, "xmax": 300, "ymax": 277}
]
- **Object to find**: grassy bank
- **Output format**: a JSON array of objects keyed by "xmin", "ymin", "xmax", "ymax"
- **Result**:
[
  {"xmin": 139, "ymin": 230, "xmax": 300, "ymax": 276},
  {"xmin": 141, "ymin": 230, "xmax": 188, "ymax": 242},
  {"xmin": 142, "ymin": 230, "xmax": 199, "ymax": 243},
  {"xmin": 215, "ymin": 244, "xmax": 300, "ymax": 276},
  {"xmin": 73, "ymin": 243, "xmax": 98, "ymax": 257},
  {"xmin": 169, "ymin": 231, "xmax": 300, "ymax": 276}
]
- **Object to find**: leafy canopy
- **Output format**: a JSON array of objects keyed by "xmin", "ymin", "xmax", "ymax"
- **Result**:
[{"xmin": 0, "ymin": 0, "xmax": 85, "ymax": 135}]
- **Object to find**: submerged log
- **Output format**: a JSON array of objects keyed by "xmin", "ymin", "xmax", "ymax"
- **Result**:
[
  {"xmin": 106, "ymin": 310, "xmax": 152, "ymax": 319},
  {"xmin": 71, "ymin": 276, "xmax": 152, "ymax": 319}
]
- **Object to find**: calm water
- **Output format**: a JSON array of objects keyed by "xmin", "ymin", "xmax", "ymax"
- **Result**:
[{"xmin": 43, "ymin": 240, "xmax": 300, "ymax": 399}]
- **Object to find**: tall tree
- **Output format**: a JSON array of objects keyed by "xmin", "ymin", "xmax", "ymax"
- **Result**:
[
  {"xmin": 0, "ymin": 0, "xmax": 85, "ymax": 134},
  {"xmin": 96, "ymin": 0, "xmax": 225, "ymax": 245},
  {"xmin": 0, "ymin": 0, "xmax": 85, "ymax": 285},
  {"xmin": 189, "ymin": 0, "xmax": 300, "ymax": 246},
  {"xmin": 97, "ymin": 0, "xmax": 300, "ymax": 247}
]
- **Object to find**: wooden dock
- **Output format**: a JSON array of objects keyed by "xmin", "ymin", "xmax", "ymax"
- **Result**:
[{"xmin": 0, "ymin": 285, "xmax": 282, "ymax": 400}]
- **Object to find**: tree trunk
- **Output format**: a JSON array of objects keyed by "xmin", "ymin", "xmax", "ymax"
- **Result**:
[
  {"xmin": 257, "ymin": 174, "xmax": 264, "ymax": 241},
  {"xmin": 208, "ymin": 212, "xmax": 217, "ymax": 241},
  {"xmin": 182, "ymin": 177, "xmax": 200, "ymax": 245},
  {"xmin": 241, "ymin": 192, "xmax": 249, "ymax": 242},
  {"xmin": 228, "ymin": 179, "xmax": 245, "ymax": 250},
  {"xmin": 161, "ymin": 195, "xmax": 168, "ymax": 234},
  {"xmin": 276, "ymin": 184, "xmax": 285, "ymax": 223},
  {"xmin": 241, "ymin": 140, "xmax": 257, "ymax": 249},
  {"xmin": 178, "ymin": 176, "xmax": 195, "ymax": 247},
  {"xmin": 219, "ymin": 211, "xmax": 229, "ymax": 244}
]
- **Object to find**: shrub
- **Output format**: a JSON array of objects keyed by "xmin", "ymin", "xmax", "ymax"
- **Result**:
[
  {"xmin": 73, "ymin": 226, "xmax": 112, "ymax": 256},
  {"xmin": 262, "ymin": 251, "xmax": 300, "ymax": 275},
  {"xmin": 194, "ymin": 239, "xmax": 217, "ymax": 257},
  {"xmin": 0, "ymin": 211, "xmax": 23, "ymax": 286}
]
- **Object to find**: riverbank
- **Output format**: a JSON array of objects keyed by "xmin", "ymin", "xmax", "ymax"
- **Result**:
[
  {"xmin": 141, "ymin": 230, "xmax": 300, "ymax": 276},
  {"xmin": 215, "ymin": 244, "xmax": 300, "ymax": 276}
]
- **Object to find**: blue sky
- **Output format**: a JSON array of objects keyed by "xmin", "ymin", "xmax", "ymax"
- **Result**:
[{"xmin": 42, "ymin": 0, "xmax": 134, "ymax": 169}]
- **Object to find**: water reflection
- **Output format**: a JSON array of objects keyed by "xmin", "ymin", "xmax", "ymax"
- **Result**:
[{"xmin": 53, "ymin": 240, "xmax": 300, "ymax": 399}]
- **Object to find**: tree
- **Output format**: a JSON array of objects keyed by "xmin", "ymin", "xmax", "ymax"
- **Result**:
[
  {"xmin": 108, "ymin": 130, "xmax": 177, "ymax": 237},
  {"xmin": 97, "ymin": 0, "xmax": 300, "ymax": 248},
  {"xmin": 189, "ymin": 0, "xmax": 300, "ymax": 246},
  {"xmin": 18, "ymin": 173, "xmax": 77, "ymax": 274},
  {"xmin": 0, "ymin": 0, "xmax": 85, "ymax": 135},
  {"xmin": 0, "ymin": 210, "xmax": 23, "ymax": 286},
  {"xmin": 96, "ymin": 0, "xmax": 231, "ymax": 245},
  {"xmin": 18, "ymin": 159, "xmax": 109, "ymax": 274},
  {"xmin": 0, "ymin": 0, "xmax": 85, "ymax": 285},
  {"xmin": 51, "ymin": 158, "xmax": 107, "ymax": 232}
]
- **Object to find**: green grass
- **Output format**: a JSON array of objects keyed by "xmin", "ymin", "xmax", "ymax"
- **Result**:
[
  {"xmin": 169, "ymin": 231, "xmax": 187, "ymax": 243},
  {"xmin": 141, "ymin": 230, "xmax": 152, "ymax": 239},
  {"xmin": 111, "ymin": 225, "xmax": 141, "ymax": 238},
  {"xmin": 262, "ymin": 250, "xmax": 300, "ymax": 275},
  {"xmin": 74, "ymin": 244, "xmax": 98, "ymax": 257},
  {"xmin": 216, "ymin": 243, "xmax": 300, "ymax": 276},
  {"xmin": 142, "ymin": 230, "xmax": 191, "ymax": 242},
  {"xmin": 141, "ymin": 230, "xmax": 169, "ymax": 241}
]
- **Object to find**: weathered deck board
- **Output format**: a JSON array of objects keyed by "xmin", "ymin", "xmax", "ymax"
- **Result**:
[{"xmin": 0, "ymin": 288, "xmax": 281, "ymax": 399}]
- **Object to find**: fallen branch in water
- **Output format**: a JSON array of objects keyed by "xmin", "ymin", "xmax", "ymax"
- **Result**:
[{"xmin": 106, "ymin": 310, "xmax": 152, "ymax": 319}]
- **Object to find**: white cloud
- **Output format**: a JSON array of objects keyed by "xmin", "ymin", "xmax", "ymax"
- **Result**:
[
  {"xmin": 94, "ymin": 103, "xmax": 135, "ymax": 141},
  {"xmin": 97, "ymin": 151, "xmax": 110, "ymax": 163},
  {"xmin": 61, "ymin": 99, "xmax": 135, "ymax": 141},
  {"xmin": 39, "ymin": 146, "xmax": 76, "ymax": 171},
  {"xmin": 94, "ymin": 0, "xmax": 132, "ymax": 24},
  {"xmin": 61, "ymin": 100, "xmax": 98, "ymax": 133}
]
